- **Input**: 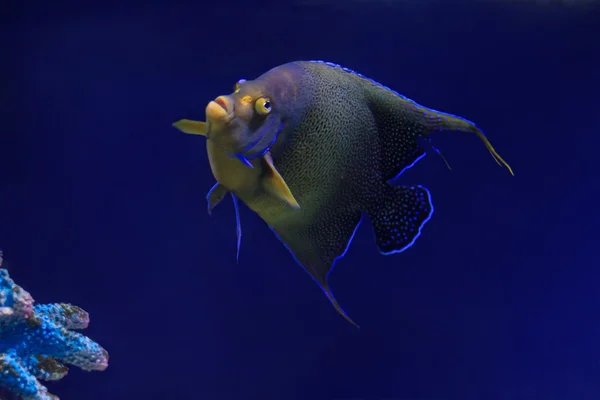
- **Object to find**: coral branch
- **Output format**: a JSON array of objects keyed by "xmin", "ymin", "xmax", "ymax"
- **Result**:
[{"xmin": 0, "ymin": 252, "xmax": 109, "ymax": 400}]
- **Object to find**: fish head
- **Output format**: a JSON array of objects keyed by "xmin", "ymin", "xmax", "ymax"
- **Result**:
[{"xmin": 205, "ymin": 78, "xmax": 286, "ymax": 166}]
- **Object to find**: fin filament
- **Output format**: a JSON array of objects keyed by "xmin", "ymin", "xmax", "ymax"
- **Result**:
[{"xmin": 473, "ymin": 128, "xmax": 514, "ymax": 176}]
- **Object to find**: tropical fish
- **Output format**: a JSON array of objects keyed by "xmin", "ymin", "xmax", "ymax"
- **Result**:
[{"xmin": 173, "ymin": 60, "xmax": 513, "ymax": 327}]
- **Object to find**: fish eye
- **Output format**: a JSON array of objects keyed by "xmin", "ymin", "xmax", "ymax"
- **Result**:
[{"xmin": 255, "ymin": 97, "xmax": 272, "ymax": 115}]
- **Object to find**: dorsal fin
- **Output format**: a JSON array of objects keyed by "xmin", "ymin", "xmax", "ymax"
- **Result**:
[{"xmin": 308, "ymin": 60, "xmax": 514, "ymax": 177}]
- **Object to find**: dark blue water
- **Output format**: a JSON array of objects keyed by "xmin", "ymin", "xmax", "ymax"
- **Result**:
[{"xmin": 2, "ymin": 1, "xmax": 599, "ymax": 399}]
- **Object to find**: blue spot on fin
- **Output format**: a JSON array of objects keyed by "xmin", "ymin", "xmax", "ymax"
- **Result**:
[
  {"xmin": 268, "ymin": 211, "xmax": 363, "ymax": 327},
  {"xmin": 369, "ymin": 184, "xmax": 434, "ymax": 255}
]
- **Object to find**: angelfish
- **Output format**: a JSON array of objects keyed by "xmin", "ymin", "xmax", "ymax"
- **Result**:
[{"xmin": 173, "ymin": 60, "xmax": 513, "ymax": 327}]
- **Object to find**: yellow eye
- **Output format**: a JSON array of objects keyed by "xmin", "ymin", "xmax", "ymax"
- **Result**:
[{"xmin": 254, "ymin": 97, "xmax": 272, "ymax": 115}]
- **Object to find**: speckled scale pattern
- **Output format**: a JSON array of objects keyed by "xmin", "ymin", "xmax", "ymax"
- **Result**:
[
  {"xmin": 241, "ymin": 60, "xmax": 478, "ymax": 323},
  {"xmin": 268, "ymin": 61, "xmax": 439, "ymax": 262},
  {"xmin": 308, "ymin": 61, "xmax": 421, "ymax": 183},
  {"xmin": 246, "ymin": 60, "xmax": 429, "ymax": 318},
  {"xmin": 370, "ymin": 185, "xmax": 433, "ymax": 255},
  {"xmin": 266, "ymin": 61, "xmax": 381, "ymax": 278},
  {"xmin": 203, "ymin": 60, "xmax": 505, "ymax": 324},
  {"xmin": 309, "ymin": 60, "xmax": 485, "ymax": 182}
]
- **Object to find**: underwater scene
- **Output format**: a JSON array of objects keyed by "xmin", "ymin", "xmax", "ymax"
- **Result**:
[{"xmin": 1, "ymin": 0, "xmax": 599, "ymax": 399}]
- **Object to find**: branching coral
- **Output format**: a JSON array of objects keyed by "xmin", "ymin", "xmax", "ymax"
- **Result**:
[{"xmin": 0, "ymin": 252, "xmax": 109, "ymax": 400}]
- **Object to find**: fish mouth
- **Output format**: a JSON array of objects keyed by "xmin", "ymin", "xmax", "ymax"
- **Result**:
[
  {"xmin": 215, "ymin": 96, "xmax": 231, "ymax": 112},
  {"xmin": 206, "ymin": 95, "xmax": 234, "ymax": 124}
]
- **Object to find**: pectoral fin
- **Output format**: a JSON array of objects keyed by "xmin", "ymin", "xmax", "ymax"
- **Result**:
[
  {"xmin": 262, "ymin": 152, "xmax": 300, "ymax": 210},
  {"xmin": 206, "ymin": 182, "xmax": 242, "ymax": 263},
  {"xmin": 231, "ymin": 193, "xmax": 242, "ymax": 263},
  {"xmin": 172, "ymin": 119, "xmax": 208, "ymax": 136},
  {"xmin": 206, "ymin": 182, "xmax": 228, "ymax": 216}
]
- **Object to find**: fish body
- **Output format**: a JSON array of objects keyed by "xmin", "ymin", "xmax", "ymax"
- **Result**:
[{"xmin": 174, "ymin": 60, "xmax": 513, "ymax": 326}]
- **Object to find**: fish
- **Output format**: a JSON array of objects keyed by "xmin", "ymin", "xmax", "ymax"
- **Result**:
[{"xmin": 173, "ymin": 60, "xmax": 513, "ymax": 327}]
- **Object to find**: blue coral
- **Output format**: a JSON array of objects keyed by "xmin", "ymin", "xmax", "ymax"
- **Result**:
[{"xmin": 0, "ymin": 252, "xmax": 109, "ymax": 400}]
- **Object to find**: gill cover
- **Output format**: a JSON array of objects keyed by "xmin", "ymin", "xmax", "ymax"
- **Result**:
[{"xmin": 227, "ymin": 82, "xmax": 287, "ymax": 167}]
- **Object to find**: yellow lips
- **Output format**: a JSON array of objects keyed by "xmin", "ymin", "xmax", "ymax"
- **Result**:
[{"xmin": 206, "ymin": 95, "xmax": 233, "ymax": 123}]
